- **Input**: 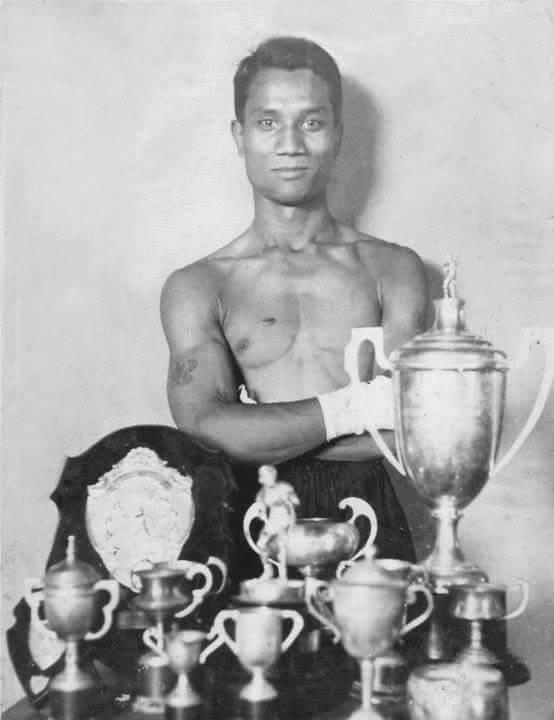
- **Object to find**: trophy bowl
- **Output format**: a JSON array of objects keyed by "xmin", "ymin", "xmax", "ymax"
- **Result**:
[
  {"xmin": 244, "ymin": 497, "xmax": 378, "ymax": 578},
  {"xmin": 266, "ymin": 517, "xmax": 359, "ymax": 574}
]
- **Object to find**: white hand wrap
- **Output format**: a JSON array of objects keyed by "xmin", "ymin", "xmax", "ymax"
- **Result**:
[{"xmin": 317, "ymin": 376, "xmax": 394, "ymax": 442}]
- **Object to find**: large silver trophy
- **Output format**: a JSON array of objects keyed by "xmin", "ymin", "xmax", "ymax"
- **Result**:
[{"xmin": 345, "ymin": 260, "xmax": 554, "ymax": 592}]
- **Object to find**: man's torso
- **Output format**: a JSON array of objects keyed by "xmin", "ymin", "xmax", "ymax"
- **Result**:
[{"xmin": 207, "ymin": 225, "xmax": 393, "ymax": 403}]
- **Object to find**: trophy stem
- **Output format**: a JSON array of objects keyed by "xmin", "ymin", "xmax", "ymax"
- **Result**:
[
  {"xmin": 241, "ymin": 667, "xmax": 277, "ymax": 702},
  {"xmin": 360, "ymin": 658, "xmax": 374, "ymax": 713},
  {"xmin": 457, "ymin": 620, "xmax": 498, "ymax": 666},
  {"xmin": 51, "ymin": 639, "xmax": 95, "ymax": 692},
  {"xmin": 425, "ymin": 499, "xmax": 488, "ymax": 592},
  {"xmin": 166, "ymin": 672, "xmax": 201, "ymax": 708}
]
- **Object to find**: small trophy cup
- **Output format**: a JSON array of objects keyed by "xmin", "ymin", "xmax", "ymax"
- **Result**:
[
  {"xmin": 133, "ymin": 566, "xmax": 209, "ymax": 713},
  {"xmin": 307, "ymin": 547, "xmax": 432, "ymax": 719},
  {"xmin": 200, "ymin": 606, "xmax": 304, "ymax": 703},
  {"xmin": 25, "ymin": 536, "xmax": 119, "ymax": 720},
  {"xmin": 164, "ymin": 629, "xmax": 207, "ymax": 720},
  {"xmin": 451, "ymin": 581, "xmax": 529, "ymax": 666}
]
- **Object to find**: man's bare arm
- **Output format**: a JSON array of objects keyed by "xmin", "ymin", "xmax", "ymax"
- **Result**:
[
  {"xmin": 316, "ymin": 244, "xmax": 429, "ymax": 462},
  {"xmin": 381, "ymin": 245, "xmax": 430, "ymax": 355},
  {"xmin": 161, "ymin": 265, "xmax": 327, "ymax": 465}
]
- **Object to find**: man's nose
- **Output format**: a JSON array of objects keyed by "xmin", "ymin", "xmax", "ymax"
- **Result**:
[{"xmin": 275, "ymin": 125, "xmax": 306, "ymax": 154}]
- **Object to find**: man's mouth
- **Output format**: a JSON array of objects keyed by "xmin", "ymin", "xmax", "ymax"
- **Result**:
[{"xmin": 272, "ymin": 167, "xmax": 309, "ymax": 178}]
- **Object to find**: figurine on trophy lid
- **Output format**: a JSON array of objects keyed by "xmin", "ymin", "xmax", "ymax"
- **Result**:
[{"xmin": 25, "ymin": 536, "xmax": 120, "ymax": 720}]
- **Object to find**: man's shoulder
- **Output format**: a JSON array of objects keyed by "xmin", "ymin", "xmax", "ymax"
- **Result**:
[{"xmin": 341, "ymin": 226, "xmax": 423, "ymax": 272}]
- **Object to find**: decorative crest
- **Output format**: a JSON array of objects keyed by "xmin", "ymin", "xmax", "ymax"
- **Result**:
[{"xmin": 86, "ymin": 447, "xmax": 195, "ymax": 590}]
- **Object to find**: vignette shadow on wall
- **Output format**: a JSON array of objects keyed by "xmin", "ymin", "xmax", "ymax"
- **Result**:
[{"xmin": 328, "ymin": 75, "xmax": 381, "ymax": 226}]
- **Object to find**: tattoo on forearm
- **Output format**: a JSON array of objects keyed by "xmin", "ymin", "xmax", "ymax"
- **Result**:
[{"xmin": 169, "ymin": 358, "xmax": 198, "ymax": 387}]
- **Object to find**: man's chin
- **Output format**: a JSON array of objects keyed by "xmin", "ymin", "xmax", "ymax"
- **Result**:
[{"xmin": 262, "ymin": 188, "xmax": 325, "ymax": 208}]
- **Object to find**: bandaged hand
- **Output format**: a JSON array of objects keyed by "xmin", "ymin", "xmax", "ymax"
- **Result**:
[{"xmin": 316, "ymin": 376, "xmax": 394, "ymax": 443}]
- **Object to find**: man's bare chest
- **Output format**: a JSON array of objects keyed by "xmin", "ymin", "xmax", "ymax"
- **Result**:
[{"xmin": 219, "ymin": 254, "xmax": 381, "ymax": 369}]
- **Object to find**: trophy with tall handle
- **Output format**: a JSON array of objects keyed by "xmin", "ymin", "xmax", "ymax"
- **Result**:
[
  {"xmin": 24, "ymin": 536, "xmax": 120, "ymax": 720},
  {"xmin": 344, "ymin": 260, "xmax": 554, "ymax": 593}
]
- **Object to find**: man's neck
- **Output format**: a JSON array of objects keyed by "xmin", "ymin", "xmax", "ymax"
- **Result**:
[{"xmin": 251, "ymin": 193, "xmax": 337, "ymax": 251}]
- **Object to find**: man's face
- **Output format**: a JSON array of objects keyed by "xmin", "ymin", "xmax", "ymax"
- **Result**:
[{"xmin": 232, "ymin": 68, "xmax": 342, "ymax": 206}]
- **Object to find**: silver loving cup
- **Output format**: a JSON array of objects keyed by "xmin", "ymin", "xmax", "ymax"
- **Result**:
[
  {"xmin": 306, "ymin": 559, "xmax": 433, "ymax": 719},
  {"xmin": 199, "ymin": 606, "xmax": 304, "ymax": 702},
  {"xmin": 24, "ymin": 536, "xmax": 120, "ymax": 695},
  {"xmin": 344, "ymin": 297, "xmax": 554, "ymax": 592},
  {"xmin": 243, "ymin": 496, "xmax": 378, "ymax": 578}
]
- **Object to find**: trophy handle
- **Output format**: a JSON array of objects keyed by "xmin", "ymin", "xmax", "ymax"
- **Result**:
[
  {"xmin": 344, "ymin": 327, "xmax": 405, "ymax": 475},
  {"xmin": 243, "ymin": 501, "xmax": 268, "ymax": 555},
  {"xmin": 336, "ymin": 497, "xmax": 379, "ymax": 577},
  {"xmin": 305, "ymin": 580, "xmax": 341, "ymax": 643},
  {"xmin": 503, "ymin": 580, "xmax": 529, "ymax": 620},
  {"xmin": 200, "ymin": 610, "xmax": 238, "ymax": 664},
  {"xmin": 84, "ymin": 579, "xmax": 120, "ymax": 640},
  {"xmin": 24, "ymin": 578, "xmax": 50, "ymax": 633},
  {"xmin": 142, "ymin": 627, "xmax": 165, "ymax": 655},
  {"xmin": 492, "ymin": 327, "xmax": 554, "ymax": 477},
  {"xmin": 174, "ymin": 563, "xmax": 212, "ymax": 619},
  {"xmin": 344, "ymin": 327, "xmax": 392, "ymax": 377},
  {"xmin": 279, "ymin": 610, "xmax": 304, "ymax": 653},
  {"xmin": 206, "ymin": 556, "xmax": 228, "ymax": 594},
  {"xmin": 400, "ymin": 584, "xmax": 434, "ymax": 636}
]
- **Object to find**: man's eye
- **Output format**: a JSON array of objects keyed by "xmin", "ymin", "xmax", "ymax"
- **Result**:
[
  {"xmin": 259, "ymin": 118, "xmax": 277, "ymax": 129},
  {"xmin": 302, "ymin": 118, "xmax": 323, "ymax": 130}
]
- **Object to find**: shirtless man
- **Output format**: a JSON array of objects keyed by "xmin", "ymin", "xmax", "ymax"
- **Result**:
[{"xmin": 161, "ymin": 37, "xmax": 429, "ymax": 577}]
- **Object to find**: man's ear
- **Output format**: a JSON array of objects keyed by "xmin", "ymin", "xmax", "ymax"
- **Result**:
[
  {"xmin": 333, "ymin": 121, "xmax": 344, "ymax": 158},
  {"xmin": 231, "ymin": 120, "xmax": 245, "ymax": 158}
]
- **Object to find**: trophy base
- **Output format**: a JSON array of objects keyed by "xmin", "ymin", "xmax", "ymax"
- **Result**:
[
  {"xmin": 165, "ymin": 702, "xmax": 205, "ymax": 720},
  {"xmin": 132, "ymin": 696, "xmax": 166, "ymax": 715},
  {"xmin": 49, "ymin": 687, "xmax": 98, "ymax": 720}
]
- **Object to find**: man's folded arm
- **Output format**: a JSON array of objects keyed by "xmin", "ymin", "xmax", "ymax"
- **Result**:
[
  {"xmin": 160, "ymin": 265, "xmax": 398, "ymax": 465},
  {"xmin": 161, "ymin": 266, "xmax": 329, "ymax": 464}
]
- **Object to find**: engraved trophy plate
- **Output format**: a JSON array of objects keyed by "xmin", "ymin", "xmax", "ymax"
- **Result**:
[{"xmin": 86, "ymin": 448, "xmax": 195, "ymax": 591}]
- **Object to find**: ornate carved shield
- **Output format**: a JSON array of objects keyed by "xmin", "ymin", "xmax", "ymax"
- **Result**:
[{"xmin": 86, "ymin": 447, "xmax": 195, "ymax": 590}]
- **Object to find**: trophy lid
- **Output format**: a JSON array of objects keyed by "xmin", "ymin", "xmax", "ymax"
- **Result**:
[
  {"xmin": 339, "ymin": 546, "xmax": 405, "ymax": 588},
  {"xmin": 44, "ymin": 535, "xmax": 101, "ymax": 589},
  {"xmin": 390, "ymin": 257, "xmax": 508, "ymax": 372}
]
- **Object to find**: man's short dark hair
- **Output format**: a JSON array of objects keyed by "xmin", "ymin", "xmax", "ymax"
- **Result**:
[{"xmin": 234, "ymin": 36, "xmax": 342, "ymax": 125}]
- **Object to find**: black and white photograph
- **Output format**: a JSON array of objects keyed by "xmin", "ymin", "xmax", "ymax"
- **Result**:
[{"xmin": 2, "ymin": 2, "xmax": 553, "ymax": 718}]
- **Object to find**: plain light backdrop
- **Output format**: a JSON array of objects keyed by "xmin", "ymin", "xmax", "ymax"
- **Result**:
[{"xmin": 2, "ymin": 1, "xmax": 553, "ymax": 715}]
